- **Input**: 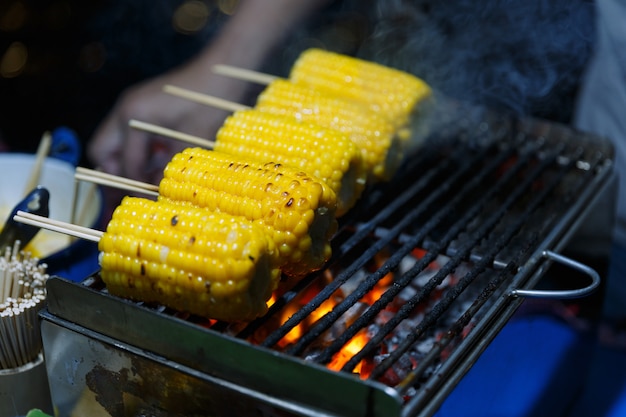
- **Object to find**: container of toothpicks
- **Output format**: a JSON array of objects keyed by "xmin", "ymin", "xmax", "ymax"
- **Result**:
[{"xmin": 0, "ymin": 241, "xmax": 53, "ymax": 416}]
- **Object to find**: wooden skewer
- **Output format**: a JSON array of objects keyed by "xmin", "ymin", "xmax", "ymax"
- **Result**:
[
  {"xmin": 163, "ymin": 85, "xmax": 251, "ymax": 113},
  {"xmin": 164, "ymin": 85, "xmax": 249, "ymax": 112},
  {"xmin": 71, "ymin": 177, "xmax": 99, "ymax": 231},
  {"xmin": 74, "ymin": 167, "xmax": 159, "ymax": 197},
  {"xmin": 129, "ymin": 119, "xmax": 215, "ymax": 149},
  {"xmin": 13, "ymin": 211, "xmax": 103, "ymax": 243},
  {"xmin": 23, "ymin": 131, "xmax": 52, "ymax": 196},
  {"xmin": 212, "ymin": 64, "xmax": 277, "ymax": 85}
]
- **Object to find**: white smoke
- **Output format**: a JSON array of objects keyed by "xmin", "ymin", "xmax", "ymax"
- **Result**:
[{"xmin": 360, "ymin": 0, "xmax": 595, "ymax": 122}]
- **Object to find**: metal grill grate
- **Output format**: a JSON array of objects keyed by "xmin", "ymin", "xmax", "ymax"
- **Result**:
[{"xmin": 41, "ymin": 101, "xmax": 615, "ymax": 417}]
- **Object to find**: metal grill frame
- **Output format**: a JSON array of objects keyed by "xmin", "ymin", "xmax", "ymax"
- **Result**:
[{"xmin": 40, "ymin": 104, "xmax": 616, "ymax": 417}]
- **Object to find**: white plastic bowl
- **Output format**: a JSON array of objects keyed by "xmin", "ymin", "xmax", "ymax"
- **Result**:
[{"xmin": 0, "ymin": 153, "xmax": 103, "ymax": 262}]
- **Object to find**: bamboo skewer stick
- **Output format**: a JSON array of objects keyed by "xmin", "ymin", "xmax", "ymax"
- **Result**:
[
  {"xmin": 71, "ymin": 178, "xmax": 99, "ymax": 229},
  {"xmin": 23, "ymin": 131, "xmax": 52, "ymax": 196},
  {"xmin": 163, "ymin": 85, "xmax": 252, "ymax": 112},
  {"xmin": 164, "ymin": 85, "xmax": 249, "ymax": 112},
  {"xmin": 0, "ymin": 315, "xmax": 18, "ymax": 368},
  {"xmin": 76, "ymin": 167, "xmax": 158, "ymax": 191},
  {"xmin": 212, "ymin": 64, "xmax": 277, "ymax": 85},
  {"xmin": 74, "ymin": 166, "xmax": 159, "ymax": 197},
  {"xmin": 129, "ymin": 119, "xmax": 216, "ymax": 149},
  {"xmin": 14, "ymin": 211, "xmax": 102, "ymax": 242},
  {"xmin": 71, "ymin": 179, "xmax": 82, "ymax": 232},
  {"xmin": 13, "ymin": 211, "xmax": 102, "ymax": 241},
  {"xmin": 129, "ymin": 119, "xmax": 215, "ymax": 149}
]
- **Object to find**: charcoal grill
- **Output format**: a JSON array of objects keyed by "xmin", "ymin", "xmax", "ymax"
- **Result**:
[{"xmin": 39, "ymin": 97, "xmax": 616, "ymax": 417}]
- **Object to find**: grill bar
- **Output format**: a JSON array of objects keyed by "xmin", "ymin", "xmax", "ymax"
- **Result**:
[
  {"xmin": 292, "ymin": 142, "xmax": 524, "ymax": 363},
  {"xmin": 254, "ymin": 137, "xmax": 498, "ymax": 349},
  {"xmin": 351, "ymin": 142, "xmax": 569, "ymax": 379},
  {"xmin": 392, "ymin": 148, "xmax": 576, "ymax": 387},
  {"xmin": 283, "ymin": 146, "xmax": 506, "ymax": 355}
]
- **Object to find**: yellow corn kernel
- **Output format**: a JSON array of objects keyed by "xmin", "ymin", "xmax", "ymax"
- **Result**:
[
  {"xmin": 98, "ymin": 197, "xmax": 281, "ymax": 321},
  {"xmin": 256, "ymin": 79, "xmax": 405, "ymax": 181},
  {"xmin": 289, "ymin": 48, "xmax": 432, "ymax": 127},
  {"xmin": 158, "ymin": 148, "xmax": 338, "ymax": 277},
  {"xmin": 215, "ymin": 109, "xmax": 366, "ymax": 216}
]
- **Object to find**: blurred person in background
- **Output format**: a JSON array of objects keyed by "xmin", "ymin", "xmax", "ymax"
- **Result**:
[
  {"xmin": 574, "ymin": 0, "xmax": 626, "ymax": 338},
  {"xmin": 87, "ymin": 0, "xmax": 332, "ymax": 186},
  {"xmin": 0, "ymin": 0, "xmax": 227, "ymax": 161},
  {"xmin": 0, "ymin": 0, "xmax": 379, "ymax": 214},
  {"xmin": 0, "ymin": 0, "xmax": 376, "ymax": 209}
]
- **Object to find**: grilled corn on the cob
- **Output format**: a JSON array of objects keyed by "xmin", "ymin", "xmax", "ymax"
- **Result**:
[
  {"xmin": 215, "ymin": 109, "xmax": 366, "ymax": 216},
  {"xmin": 289, "ymin": 48, "xmax": 432, "ymax": 126},
  {"xmin": 255, "ymin": 79, "xmax": 404, "ymax": 181},
  {"xmin": 158, "ymin": 148, "xmax": 338, "ymax": 277},
  {"xmin": 99, "ymin": 197, "xmax": 281, "ymax": 321}
]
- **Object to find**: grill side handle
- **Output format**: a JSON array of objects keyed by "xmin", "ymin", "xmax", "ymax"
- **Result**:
[{"xmin": 509, "ymin": 250, "xmax": 601, "ymax": 299}]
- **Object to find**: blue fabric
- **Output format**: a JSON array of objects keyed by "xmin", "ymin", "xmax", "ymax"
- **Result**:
[
  {"xmin": 568, "ymin": 344, "xmax": 626, "ymax": 417},
  {"xmin": 435, "ymin": 314, "xmax": 594, "ymax": 417}
]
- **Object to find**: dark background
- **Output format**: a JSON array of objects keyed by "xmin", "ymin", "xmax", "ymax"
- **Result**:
[{"xmin": 0, "ymin": 0, "xmax": 596, "ymax": 166}]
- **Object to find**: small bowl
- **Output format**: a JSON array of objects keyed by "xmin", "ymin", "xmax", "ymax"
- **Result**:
[{"xmin": 0, "ymin": 153, "xmax": 104, "ymax": 280}]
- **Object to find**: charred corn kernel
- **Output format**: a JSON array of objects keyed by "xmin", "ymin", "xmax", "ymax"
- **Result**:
[
  {"xmin": 289, "ymin": 48, "xmax": 432, "ymax": 127},
  {"xmin": 256, "ymin": 79, "xmax": 405, "ymax": 181},
  {"xmin": 158, "ymin": 148, "xmax": 338, "ymax": 277},
  {"xmin": 98, "ymin": 197, "xmax": 281, "ymax": 321},
  {"xmin": 215, "ymin": 109, "xmax": 366, "ymax": 216}
]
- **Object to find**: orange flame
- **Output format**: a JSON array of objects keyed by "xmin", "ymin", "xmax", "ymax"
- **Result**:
[
  {"xmin": 270, "ymin": 250, "xmax": 405, "ymax": 377},
  {"xmin": 326, "ymin": 329, "xmax": 371, "ymax": 378}
]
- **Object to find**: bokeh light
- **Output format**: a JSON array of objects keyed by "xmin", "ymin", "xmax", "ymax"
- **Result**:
[
  {"xmin": 0, "ymin": 42, "xmax": 28, "ymax": 78},
  {"xmin": 172, "ymin": 0, "xmax": 210, "ymax": 34},
  {"xmin": 0, "ymin": 1, "xmax": 28, "ymax": 32},
  {"xmin": 217, "ymin": 0, "xmax": 239, "ymax": 16}
]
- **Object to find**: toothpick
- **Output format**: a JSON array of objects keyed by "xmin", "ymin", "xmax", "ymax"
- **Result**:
[{"xmin": 0, "ymin": 237, "xmax": 51, "ymax": 368}]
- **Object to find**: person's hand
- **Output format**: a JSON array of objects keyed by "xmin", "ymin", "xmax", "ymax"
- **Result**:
[
  {"xmin": 88, "ymin": 0, "xmax": 329, "ymax": 194},
  {"xmin": 88, "ymin": 60, "xmax": 242, "ymax": 185}
]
